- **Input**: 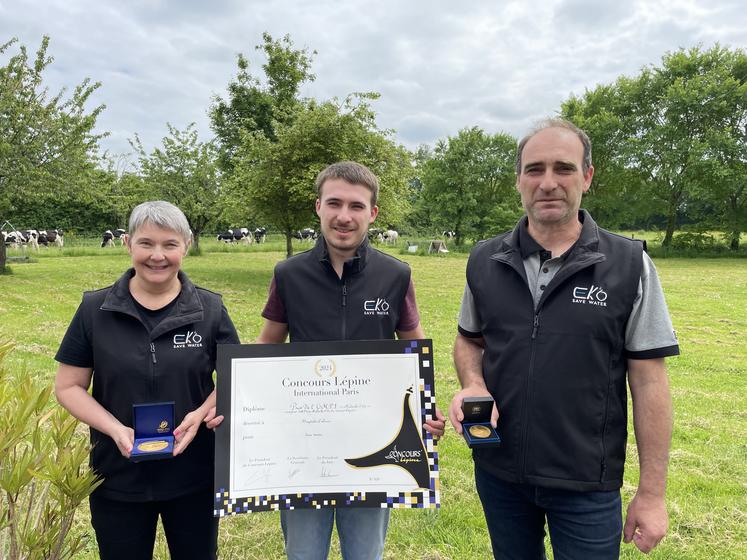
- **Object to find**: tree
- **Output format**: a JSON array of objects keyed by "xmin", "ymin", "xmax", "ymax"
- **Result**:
[
  {"xmin": 417, "ymin": 127, "xmax": 519, "ymax": 245},
  {"xmin": 563, "ymin": 45, "xmax": 747, "ymax": 248},
  {"xmin": 0, "ymin": 36, "xmax": 105, "ymax": 268},
  {"xmin": 130, "ymin": 123, "xmax": 221, "ymax": 252},
  {"xmin": 403, "ymin": 145, "xmax": 435, "ymax": 234},
  {"xmin": 694, "ymin": 51, "xmax": 747, "ymax": 251},
  {"xmin": 210, "ymin": 33, "xmax": 315, "ymax": 173},
  {"xmin": 230, "ymin": 95, "xmax": 412, "ymax": 257}
]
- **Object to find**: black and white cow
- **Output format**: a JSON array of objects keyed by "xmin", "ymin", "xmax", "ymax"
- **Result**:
[
  {"xmin": 3, "ymin": 231, "xmax": 27, "ymax": 248},
  {"xmin": 235, "ymin": 227, "xmax": 253, "ymax": 244},
  {"xmin": 102, "ymin": 228, "xmax": 126, "ymax": 248},
  {"xmin": 45, "ymin": 229, "xmax": 64, "ymax": 247},
  {"xmin": 218, "ymin": 228, "xmax": 254, "ymax": 244},
  {"xmin": 101, "ymin": 230, "xmax": 114, "ymax": 247},
  {"xmin": 113, "ymin": 228, "xmax": 126, "ymax": 246},
  {"xmin": 382, "ymin": 229, "xmax": 399, "ymax": 245},
  {"xmin": 442, "ymin": 230, "xmax": 456, "ymax": 240},
  {"xmin": 368, "ymin": 227, "xmax": 384, "ymax": 243},
  {"xmin": 23, "ymin": 230, "xmax": 40, "ymax": 250},
  {"xmin": 217, "ymin": 229, "xmax": 235, "ymax": 243},
  {"xmin": 253, "ymin": 227, "xmax": 267, "ymax": 244},
  {"xmin": 293, "ymin": 228, "xmax": 316, "ymax": 242}
]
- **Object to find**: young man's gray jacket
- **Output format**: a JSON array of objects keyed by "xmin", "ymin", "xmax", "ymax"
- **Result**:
[{"xmin": 462, "ymin": 212, "xmax": 675, "ymax": 491}]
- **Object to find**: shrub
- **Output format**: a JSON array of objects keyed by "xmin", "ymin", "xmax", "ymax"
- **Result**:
[{"xmin": 0, "ymin": 342, "xmax": 102, "ymax": 559}]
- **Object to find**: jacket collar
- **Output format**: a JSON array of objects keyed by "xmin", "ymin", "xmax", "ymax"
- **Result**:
[
  {"xmin": 498, "ymin": 209, "xmax": 601, "ymax": 257},
  {"xmin": 100, "ymin": 269, "xmax": 204, "ymax": 337},
  {"xmin": 312, "ymin": 235, "xmax": 369, "ymax": 275}
]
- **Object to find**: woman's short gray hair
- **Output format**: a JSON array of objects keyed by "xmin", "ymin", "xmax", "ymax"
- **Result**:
[{"xmin": 128, "ymin": 201, "xmax": 192, "ymax": 244}]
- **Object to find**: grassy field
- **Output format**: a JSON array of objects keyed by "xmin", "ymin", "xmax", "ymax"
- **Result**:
[{"xmin": 0, "ymin": 240, "xmax": 745, "ymax": 559}]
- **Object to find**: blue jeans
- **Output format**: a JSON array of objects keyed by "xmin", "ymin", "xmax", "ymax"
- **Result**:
[
  {"xmin": 280, "ymin": 507, "xmax": 390, "ymax": 560},
  {"xmin": 475, "ymin": 466, "xmax": 622, "ymax": 560}
]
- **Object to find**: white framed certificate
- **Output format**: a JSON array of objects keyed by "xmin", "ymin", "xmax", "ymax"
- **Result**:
[{"xmin": 214, "ymin": 339, "xmax": 440, "ymax": 516}]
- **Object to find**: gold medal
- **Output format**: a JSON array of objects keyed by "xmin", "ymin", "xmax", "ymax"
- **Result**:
[
  {"xmin": 468, "ymin": 425, "xmax": 492, "ymax": 439},
  {"xmin": 137, "ymin": 440, "xmax": 169, "ymax": 452}
]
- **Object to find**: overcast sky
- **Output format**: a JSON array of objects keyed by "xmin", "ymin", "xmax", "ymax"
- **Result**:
[{"xmin": 2, "ymin": 0, "xmax": 745, "ymax": 165}]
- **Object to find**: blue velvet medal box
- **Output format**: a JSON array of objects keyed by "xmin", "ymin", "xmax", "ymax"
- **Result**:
[
  {"xmin": 130, "ymin": 402, "xmax": 175, "ymax": 462},
  {"xmin": 462, "ymin": 396, "xmax": 502, "ymax": 448}
]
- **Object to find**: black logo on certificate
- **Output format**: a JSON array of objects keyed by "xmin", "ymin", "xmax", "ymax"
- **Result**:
[{"xmin": 344, "ymin": 388, "xmax": 430, "ymax": 489}]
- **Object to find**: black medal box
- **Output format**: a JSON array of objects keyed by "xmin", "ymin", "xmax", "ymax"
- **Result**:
[
  {"xmin": 130, "ymin": 401, "xmax": 175, "ymax": 462},
  {"xmin": 461, "ymin": 396, "xmax": 501, "ymax": 448}
]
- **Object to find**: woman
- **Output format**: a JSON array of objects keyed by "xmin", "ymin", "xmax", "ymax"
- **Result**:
[{"xmin": 55, "ymin": 201, "xmax": 239, "ymax": 560}]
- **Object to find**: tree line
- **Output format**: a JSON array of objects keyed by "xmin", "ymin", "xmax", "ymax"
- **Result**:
[{"xmin": 1, "ymin": 35, "xmax": 745, "ymax": 269}]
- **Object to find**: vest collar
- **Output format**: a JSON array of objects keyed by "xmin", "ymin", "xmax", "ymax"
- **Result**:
[
  {"xmin": 100, "ymin": 269, "xmax": 204, "ymax": 337},
  {"xmin": 312, "ymin": 236, "xmax": 369, "ymax": 275},
  {"xmin": 499, "ymin": 209, "xmax": 601, "ymax": 257},
  {"xmin": 491, "ymin": 210, "xmax": 605, "ymax": 290}
]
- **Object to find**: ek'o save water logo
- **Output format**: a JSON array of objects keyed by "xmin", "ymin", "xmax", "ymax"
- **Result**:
[
  {"xmin": 363, "ymin": 297, "xmax": 390, "ymax": 316},
  {"xmin": 571, "ymin": 285, "xmax": 608, "ymax": 307},
  {"xmin": 173, "ymin": 330, "xmax": 203, "ymax": 348}
]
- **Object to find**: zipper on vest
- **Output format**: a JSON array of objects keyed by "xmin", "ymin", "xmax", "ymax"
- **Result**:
[
  {"xmin": 341, "ymin": 282, "xmax": 347, "ymax": 340},
  {"xmin": 150, "ymin": 342, "xmax": 157, "ymax": 397},
  {"xmin": 521, "ymin": 312, "xmax": 540, "ymax": 481}
]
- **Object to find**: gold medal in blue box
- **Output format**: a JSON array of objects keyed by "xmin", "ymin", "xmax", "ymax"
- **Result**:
[
  {"xmin": 460, "ymin": 396, "xmax": 502, "ymax": 448},
  {"xmin": 213, "ymin": 340, "xmax": 440, "ymax": 516},
  {"xmin": 130, "ymin": 402, "xmax": 175, "ymax": 462}
]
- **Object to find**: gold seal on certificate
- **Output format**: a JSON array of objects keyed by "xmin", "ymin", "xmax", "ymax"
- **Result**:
[
  {"xmin": 137, "ymin": 440, "xmax": 169, "ymax": 452},
  {"xmin": 468, "ymin": 425, "xmax": 491, "ymax": 439}
]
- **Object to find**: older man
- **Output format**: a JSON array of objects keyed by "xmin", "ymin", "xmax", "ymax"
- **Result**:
[{"xmin": 449, "ymin": 119, "xmax": 679, "ymax": 559}]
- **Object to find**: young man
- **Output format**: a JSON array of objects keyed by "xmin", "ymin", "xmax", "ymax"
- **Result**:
[
  {"xmin": 448, "ymin": 120, "xmax": 679, "ymax": 559},
  {"xmin": 256, "ymin": 161, "xmax": 444, "ymax": 560}
]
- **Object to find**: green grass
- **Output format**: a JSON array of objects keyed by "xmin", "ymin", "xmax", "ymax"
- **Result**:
[{"xmin": 0, "ymin": 247, "xmax": 745, "ymax": 559}]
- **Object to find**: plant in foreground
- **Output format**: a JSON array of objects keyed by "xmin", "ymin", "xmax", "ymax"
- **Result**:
[{"xmin": 0, "ymin": 342, "xmax": 102, "ymax": 560}]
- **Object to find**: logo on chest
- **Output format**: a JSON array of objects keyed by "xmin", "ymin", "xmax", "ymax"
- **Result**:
[
  {"xmin": 173, "ymin": 330, "xmax": 203, "ymax": 348},
  {"xmin": 572, "ymin": 285, "xmax": 608, "ymax": 307},
  {"xmin": 363, "ymin": 298, "xmax": 390, "ymax": 316}
]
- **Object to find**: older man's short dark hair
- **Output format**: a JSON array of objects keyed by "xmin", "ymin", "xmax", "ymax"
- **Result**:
[
  {"xmin": 315, "ymin": 161, "xmax": 380, "ymax": 206},
  {"xmin": 515, "ymin": 118, "xmax": 593, "ymax": 176}
]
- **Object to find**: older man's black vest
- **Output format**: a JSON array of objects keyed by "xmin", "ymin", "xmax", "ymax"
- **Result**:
[{"xmin": 467, "ymin": 212, "xmax": 643, "ymax": 491}]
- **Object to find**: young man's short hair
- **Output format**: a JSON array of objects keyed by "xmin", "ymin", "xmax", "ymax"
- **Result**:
[{"xmin": 315, "ymin": 161, "xmax": 380, "ymax": 206}]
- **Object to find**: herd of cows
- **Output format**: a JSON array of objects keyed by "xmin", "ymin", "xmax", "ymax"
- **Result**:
[
  {"xmin": 214, "ymin": 227, "xmax": 402, "ymax": 245},
  {"xmin": 2, "ymin": 229, "xmax": 64, "ymax": 249},
  {"xmin": 3, "ymin": 226, "xmax": 455, "ymax": 250},
  {"xmin": 216, "ymin": 227, "xmax": 268, "ymax": 244}
]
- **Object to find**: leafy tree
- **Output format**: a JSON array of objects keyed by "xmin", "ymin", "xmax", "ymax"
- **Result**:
[
  {"xmin": 404, "ymin": 145, "xmax": 435, "ymax": 234},
  {"xmin": 0, "ymin": 36, "xmax": 105, "ymax": 268},
  {"xmin": 230, "ymin": 95, "xmax": 412, "ymax": 257},
  {"xmin": 563, "ymin": 45, "xmax": 747, "ymax": 248},
  {"xmin": 417, "ymin": 127, "xmax": 519, "ymax": 245},
  {"xmin": 209, "ymin": 33, "xmax": 315, "ymax": 172},
  {"xmin": 130, "ymin": 123, "xmax": 221, "ymax": 252}
]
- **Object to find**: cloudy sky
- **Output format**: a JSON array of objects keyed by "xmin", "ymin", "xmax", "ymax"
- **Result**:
[{"xmin": 2, "ymin": 0, "xmax": 745, "ymax": 164}]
